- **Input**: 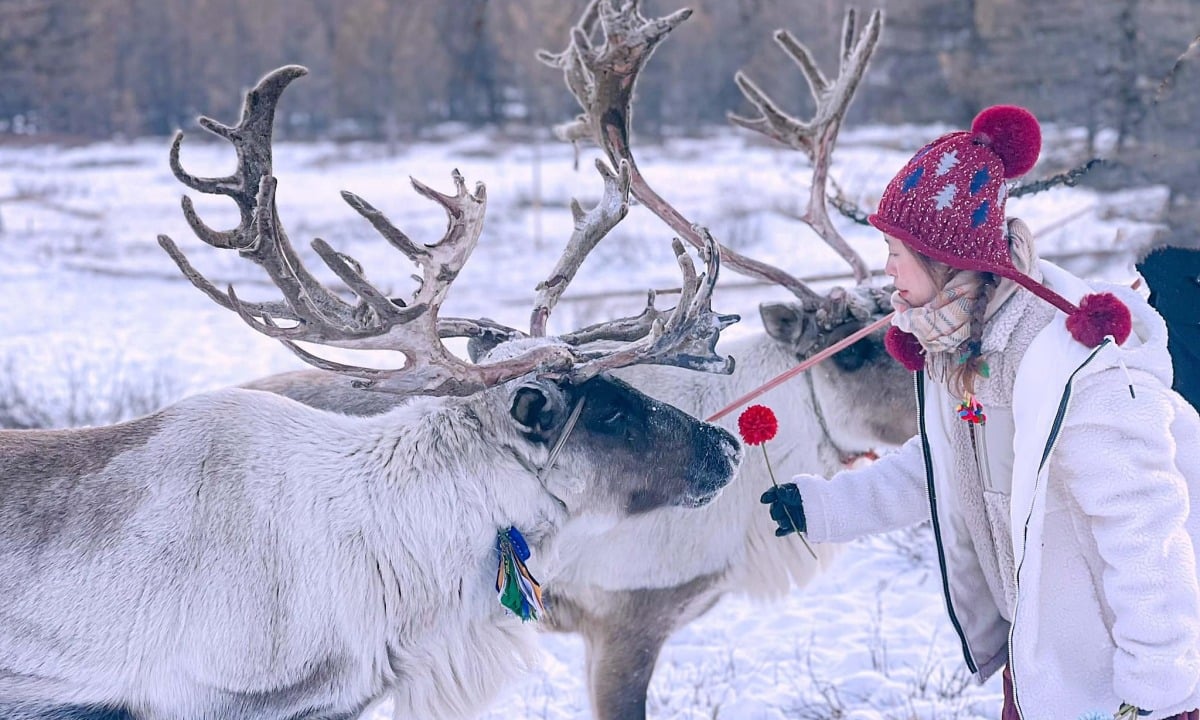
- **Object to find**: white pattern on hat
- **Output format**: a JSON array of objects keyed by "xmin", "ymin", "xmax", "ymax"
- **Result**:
[
  {"xmin": 934, "ymin": 183, "xmax": 957, "ymax": 210},
  {"xmin": 935, "ymin": 149, "xmax": 959, "ymax": 176}
]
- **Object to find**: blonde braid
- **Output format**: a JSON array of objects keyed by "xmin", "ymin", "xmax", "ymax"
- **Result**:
[{"xmin": 947, "ymin": 271, "xmax": 997, "ymax": 397}]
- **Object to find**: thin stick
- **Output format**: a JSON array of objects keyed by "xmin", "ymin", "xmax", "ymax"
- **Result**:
[
  {"xmin": 707, "ymin": 311, "xmax": 895, "ymax": 422},
  {"xmin": 762, "ymin": 445, "xmax": 818, "ymax": 560}
]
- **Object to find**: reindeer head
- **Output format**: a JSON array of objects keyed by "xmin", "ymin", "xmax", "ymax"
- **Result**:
[
  {"xmin": 760, "ymin": 302, "xmax": 916, "ymax": 450},
  {"xmin": 475, "ymin": 338, "xmax": 740, "ymax": 521}
]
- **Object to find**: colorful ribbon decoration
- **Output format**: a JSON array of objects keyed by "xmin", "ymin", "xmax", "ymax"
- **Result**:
[{"xmin": 495, "ymin": 526, "xmax": 544, "ymax": 622}]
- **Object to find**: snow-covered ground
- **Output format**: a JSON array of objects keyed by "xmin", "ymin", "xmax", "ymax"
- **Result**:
[
  {"xmin": 0, "ymin": 123, "xmax": 1167, "ymax": 718},
  {"xmin": 467, "ymin": 524, "xmax": 1001, "ymax": 720}
]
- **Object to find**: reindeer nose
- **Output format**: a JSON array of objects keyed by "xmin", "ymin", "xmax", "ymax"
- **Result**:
[{"xmin": 688, "ymin": 424, "xmax": 741, "ymax": 497}]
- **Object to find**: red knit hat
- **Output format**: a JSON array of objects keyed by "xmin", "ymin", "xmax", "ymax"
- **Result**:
[{"xmin": 869, "ymin": 105, "xmax": 1131, "ymax": 370}]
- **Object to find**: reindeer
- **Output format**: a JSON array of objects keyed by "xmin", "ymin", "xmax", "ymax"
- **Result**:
[
  {"xmin": 0, "ymin": 65, "xmax": 747, "ymax": 720},
  {"xmin": 524, "ymin": 7, "xmax": 924, "ymax": 718},
  {"xmin": 237, "ymin": 5, "xmax": 915, "ymax": 720}
]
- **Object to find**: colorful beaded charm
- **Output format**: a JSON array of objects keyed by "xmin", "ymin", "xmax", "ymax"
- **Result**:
[{"xmin": 956, "ymin": 394, "xmax": 986, "ymax": 425}]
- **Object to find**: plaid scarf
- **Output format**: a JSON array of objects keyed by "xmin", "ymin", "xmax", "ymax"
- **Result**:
[{"xmin": 891, "ymin": 271, "xmax": 983, "ymax": 353}]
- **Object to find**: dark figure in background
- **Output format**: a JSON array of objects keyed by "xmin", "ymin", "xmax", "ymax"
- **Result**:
[{"xmin": 1138, "ymin": 244, "xmax": 1200, "ymax": 413}]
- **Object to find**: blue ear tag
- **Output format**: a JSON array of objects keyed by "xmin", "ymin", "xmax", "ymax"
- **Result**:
[{"xmin": 495, "ymin": 527, "xmax": 544, "ymax": 622}]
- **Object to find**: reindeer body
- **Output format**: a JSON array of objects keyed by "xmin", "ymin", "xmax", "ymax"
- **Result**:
[{"xmin": 0, "ymin": 364, "xmax": 740, "ymax": 720}]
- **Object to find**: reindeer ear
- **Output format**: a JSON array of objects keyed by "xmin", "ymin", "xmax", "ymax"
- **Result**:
[
  {"xmin": 509, "ymin": 384, "xmax": 560, "ymax": 441},
  {"xmin": 759, "ymin": 302, "xmax": 804, "ymax": 343},
  {"xmin": 761, "ymin": 302, "xmax": 823, "ymax": 357},
  {"xmin": 468, "ymin": 335, "xmax": 499, "ymax": 363},
  {"xmin": 467, "ymin": 323, "xmax": 512, "ymax": 363}
]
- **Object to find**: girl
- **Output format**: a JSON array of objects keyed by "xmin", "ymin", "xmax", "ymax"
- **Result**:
[{"xmin": 762, "ymin": 105, "xmax": 1200, "ymax": 720}]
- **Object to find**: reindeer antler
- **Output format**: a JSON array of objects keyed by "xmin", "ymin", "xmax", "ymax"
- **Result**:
[
  {"xmin": 729, "ymin": 9, "xmax": 882, "ymax": 285},
  {"xmin": 160, "ymin": 65, "xmax": 735, "ymax": 396},
  {"xmin": 169, "ymin": 65, "xmax": 303, "ymax": 252},
  {"xmin": 574, "ymin": 230, "xmax": 736, "ymax": 377},
  {"xmin": 537, "ymin": 0, "xmax": 825, "ymax": 306},
  {"xmin": 530, "ymin": 157, "xmax": 632, "ymax": 337},
  {"xmin": 542, "ymin": 2, "xmax": 894, "ymax": 354}
]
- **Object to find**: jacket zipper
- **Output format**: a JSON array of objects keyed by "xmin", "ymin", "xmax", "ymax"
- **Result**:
[
  {"xmin": 916, "ymin": 370, "xmax": 979, "ymax": 674},
  {"xmin": 1006, "ymin": 339, "xmax": 1110, "ymax": 720},
  {"xmin": 969, "ymin": 424, "xmax": 992, "ymax": 492}
]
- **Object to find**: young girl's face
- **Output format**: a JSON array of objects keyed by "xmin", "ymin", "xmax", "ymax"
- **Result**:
[{"xmin": 884, "ymin": 235, "xmax": 940, "ymax": 307}]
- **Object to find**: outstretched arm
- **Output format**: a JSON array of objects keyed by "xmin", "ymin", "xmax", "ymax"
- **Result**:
[{"xmin": 784, "ymin": 434, "xmax": 930, "ymax": 543}]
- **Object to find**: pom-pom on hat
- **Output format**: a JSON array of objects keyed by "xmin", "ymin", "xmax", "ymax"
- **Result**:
[{"xmin": 869, "ymin": 105, "xmax": 1131, "ymax": 356}]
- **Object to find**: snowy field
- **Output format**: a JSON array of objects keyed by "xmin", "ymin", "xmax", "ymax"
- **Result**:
[{"xmin": 0, "ymin": 123, "xmax": 1168, "ymax": 719}]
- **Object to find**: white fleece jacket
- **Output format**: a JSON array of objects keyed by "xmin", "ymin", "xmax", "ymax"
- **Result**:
[{"xmin": 795, "ymin": 260, "xmax": 1200, "ymax": 720}]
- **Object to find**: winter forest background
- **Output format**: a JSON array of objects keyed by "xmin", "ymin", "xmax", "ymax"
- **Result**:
[
  {"xmin": 3, "ymin": 0, "xmax": 1199, "ymax": 245},
  {"xmin": 0, "ymin": 0, "xmax": 1197, "ymax": 718}
]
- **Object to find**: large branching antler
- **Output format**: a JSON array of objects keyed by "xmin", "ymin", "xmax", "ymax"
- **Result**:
[
  {"xmin": 537, "ymin": 0, "xmax": 824, "ymax": 306},
  {"xmin": 728, "ymin": 8, "xmax": 895, "ymax": 339},
  {"xmin": 162, "ymin": 65, "xmax": 522, "ymax": 351},
  {"xmin": 159, "ymin": 65, "xmax": 735, "ymax": 396},
  {"xmin": 541, "ymin": 2, "xmax": 893, "ymax": 353},
  {"xmin": 729, "ymin": 9, "xmax": 881, "ymax": 285}
]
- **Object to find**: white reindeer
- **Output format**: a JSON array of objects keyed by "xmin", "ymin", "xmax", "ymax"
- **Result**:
[{"xmin": 0, "ymin": 66, "xmax": 745, "ymax": 720}]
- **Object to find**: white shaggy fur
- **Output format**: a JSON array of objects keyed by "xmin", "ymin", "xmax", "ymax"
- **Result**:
[{"xmin": 0, "ymin": 390, "xmax": 552, "ymax": 720}]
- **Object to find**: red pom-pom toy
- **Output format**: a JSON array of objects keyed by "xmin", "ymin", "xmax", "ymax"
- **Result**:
[{"xmin": 737, "ymin": 404, "xmax": 778, "ymax": 446}]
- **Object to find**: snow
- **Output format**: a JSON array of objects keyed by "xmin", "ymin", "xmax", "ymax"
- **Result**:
[
  {"xmin": 0, "ymin": 123, "xmax": 1165, "ymax": 718},
  {"xmin": 465, "ymin": 527, "xmax": 1002, "ymax": 720}
]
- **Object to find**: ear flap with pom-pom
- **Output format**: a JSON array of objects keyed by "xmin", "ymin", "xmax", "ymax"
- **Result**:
[
  {"xmin": 1066, "ymin": 292, "xmax": 1132, "ymax": 348},
  {"xmin": 885, "ymin": 326, "xmax": 926, "ymax": 371}
]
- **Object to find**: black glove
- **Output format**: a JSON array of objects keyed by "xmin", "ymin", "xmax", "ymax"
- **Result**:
[{"xmin": 760, "ymin": 483, "xmax": 807, "ymax": 537}]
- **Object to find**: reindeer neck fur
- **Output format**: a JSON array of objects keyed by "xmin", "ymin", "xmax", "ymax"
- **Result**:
[{"xmin": 339, "ymin": 390, "xmax": 570, "ymax": 719}]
